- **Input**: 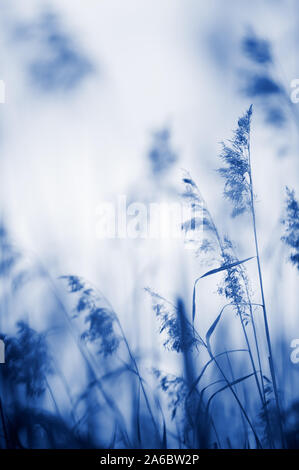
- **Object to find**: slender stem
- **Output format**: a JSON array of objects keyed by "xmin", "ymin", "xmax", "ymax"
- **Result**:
[
  {"xmin": 236, "ymin": 300, "xmax": 274, "ymax": 447},
  {"xmin": 42, "ymin": 270, "xmax": 132, "ymax": 446},
  {"xmin": 235, "ymin": 254, "xmax": 266, "ymax": 401},
  {"xmin": 226, "ymin": 351, "xmax": 248, "ymax": 443},
  {"xmin": 116, "ymin": 319, "xmax": 160, "ymax": 437},
  {"xmin": 210, "ymin": 418, "xmax": 222, "ymax": 449},
  {"xmin": 246, "ymin": 289, "xmax": 265, "ymax": 399},
  {"xmin": 247, "ymin": 139, "xmax": 285, "ymax": 447},
  {"xmin": 189, "ymin": 181, "xmax": 266, "ymax": 423},
  {"xmin": 0, "ymin": 397, "xmax": 9, "ymax": 449},
  {"xmin": 194, "ymin": 256, "xmax": 265, "ymax": 407},
  {"xmin": 45, "ymin": 378, "xmax": 61, "ymax": 417},
  {"xmin": 53, "ymin": 362, "xmax": 77, "ymax": 423},
  {"xmin": 202, "ymin": 210, "xmax": 266, "ymax": 412},
  {"xmin": 245, "ymin": 294, "xmax": 275, "ymax": 448},
  {"xmin": 191, "ymin": 323, "xmax": 262, "ymax": 447},
  {"xmin": 207, "ymin": 350, "xmax": 262, "ymax": 448}
]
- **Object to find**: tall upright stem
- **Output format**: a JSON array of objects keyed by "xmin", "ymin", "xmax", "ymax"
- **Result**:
[
  {"xmin": 247, "ymin": 140, "xmax": 284, "ymax": 447},
  {"xmin": 116, "ymin": 318, "xmax": 159, "ymax": 437},
  {"xmin": 210, "ymin": 216, "xmax": 266, "ymax": 413},
  {"xmin": 196, "ymin": 201, "xmax": 271, "ymax": 444},
  {"xmin": 0, "ymin": 397, "xmax": 9, "ymax": 448}
]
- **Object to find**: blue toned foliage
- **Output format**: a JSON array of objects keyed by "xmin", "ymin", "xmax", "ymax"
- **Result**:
[
  {"xmin": 1, "ymin": 322, "xmax": 53, "ymax": 396},
  {"xmin": 0, "ymin": 76, "xmax": 296, "ymax": 449},
  {"xmin": 16, "ymin": 12, "xmax": 92, "ymax": 92},
  {"xmin": 145, "ymin": 288, "xmax": 202, "ymax": 353},
  {"xmin": 218, "ymin": 106, "xmax": 252, "ymax": 217},
  {"xmin": 265, "ymin": 106, "xmax": 285, "ymax": 127},
  {"xmin": 148, "ymin": 128, "xmax": 177, "ymax": 175},
  {"xmin": 217, "ymin": 237, "xmax": 250, "ymax": 323},
  {"xmin": 60, "ymin": 274, "xmax": 85, "ymax": 293},
  {"xmin": 181, "ymin": 172, "xmax": 220, "ymax": 257},
  {"xmin": 242, "ymin": 34, "xmax": 272, "ymax": 64},
  {"xmin": 239, "ymin": 32, "xmax": 286, "ymax": 129},
  {"xmin": 244, "ymin": 75, "xmax": 282, "ymax": 98},
  {"xmin": 0, "ymin": 223, "xmax": 20, "ymax": 278},
  {"xmin": 281, "ymin": 188, "xmax": 299, "ymax": 271},
  {"xmin": 61, "ymin": 275, "xmax": 121, "ymax": 356},
  {"xmin": 82, "ymin": 308, "xmax": 120, "ymax": 356},
  {"xmin": 153, "ymin": 369, "xmax": 188, "ymax": 420}
]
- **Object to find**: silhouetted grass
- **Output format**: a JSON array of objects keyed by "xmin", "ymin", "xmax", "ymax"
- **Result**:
[{"xmin": 0, "ymin": 107, "xmax": 298, "ymax": 449}]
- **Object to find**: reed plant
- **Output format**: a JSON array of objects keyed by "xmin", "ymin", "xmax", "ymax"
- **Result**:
[{"xmin": 0, "ymin": 107, "xmax": 297, "ymax": 449}]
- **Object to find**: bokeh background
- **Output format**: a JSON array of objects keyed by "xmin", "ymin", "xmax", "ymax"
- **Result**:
[{"xmin": 0, "ymin": 0, "xmax": 298, "ymax": 449}]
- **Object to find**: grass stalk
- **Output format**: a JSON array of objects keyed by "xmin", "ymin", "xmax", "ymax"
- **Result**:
[
  {"xmin": 191, "ymin": 325, "xmax": 262, "ymax": 447},
  {"xmin": 247, "ymin": 134, "xmax": 285, "ymax": 447},
  {"xmin": 0, "ymin": 397, "xmax": 9, "ymax": 449}
]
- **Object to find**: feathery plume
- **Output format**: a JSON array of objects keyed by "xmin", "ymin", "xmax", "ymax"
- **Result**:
[
  {"xmin": 2, "ymin": 321, "xmax": 53, "ymax": 396},
  {"xmin": 218, "ymin": 106, "xmax": 252, "ymax": 217},
  {"xmin": 217, "ymin": 237, "xmax": 250, "ymax": 323},
  {"xmin": 153, "ymin": 369, "xmax": 188, "ymax": 420},
  {"xmin": 145, "ymin": 288, "xmax": 202, "ymax": 352},
  {"xmin": 61, "ymin": 275, "xmax": 121, "ymax": 355},
  {"xmin": 281, "ymin": 187, "xmax": 299, "ymax": 270},
  {"xmin": 181, "ymin": 171, "xmax": 219, "ymax": 257}
]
